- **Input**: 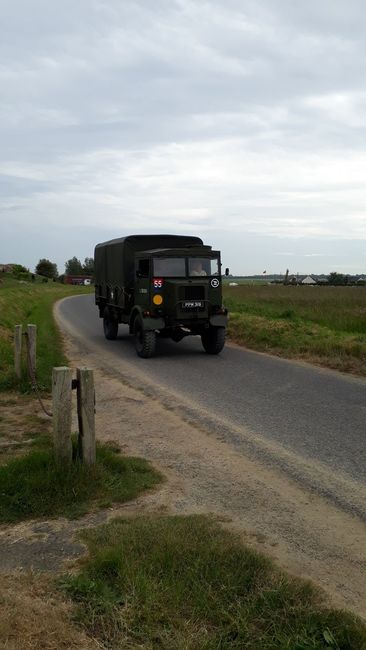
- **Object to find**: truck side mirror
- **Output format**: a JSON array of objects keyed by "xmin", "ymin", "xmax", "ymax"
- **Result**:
[{"xmin": 225, "ymin": 268, "xmax": 229, "ymax": 276}]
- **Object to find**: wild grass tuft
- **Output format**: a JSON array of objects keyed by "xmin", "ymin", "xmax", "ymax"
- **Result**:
[{"xmin": 61, "ymin": 515, "xmax": 366, "ymax": 649}]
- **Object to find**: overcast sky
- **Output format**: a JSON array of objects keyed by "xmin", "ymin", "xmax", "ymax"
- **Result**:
[{"xmin": 1, "ymin": 0, "xmax": 366, "ymax": 275}]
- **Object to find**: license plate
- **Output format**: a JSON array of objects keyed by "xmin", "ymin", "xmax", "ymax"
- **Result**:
[{"xmin": 182, "ymin": 300, "xmax": 203, "ymax": 309}]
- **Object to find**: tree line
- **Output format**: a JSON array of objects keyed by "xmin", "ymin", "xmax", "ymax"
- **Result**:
[
  {"xmin": 7, "ymin": 261, "xmax": 365, "ymax": 286},
  {"xmin": 7, "ymin": 257, "xmax": 94, "ymax": 282},
  {"xmin": 34, "ymin": 257, "xmax": 94, "ymax": 279},
  {"xmin": 326, "ymin": 272, "xmax": 364, "ymax": 286}
]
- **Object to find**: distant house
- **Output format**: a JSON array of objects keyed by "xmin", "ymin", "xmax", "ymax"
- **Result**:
[
  {"xmin": 0, "ymin": 264, "xmax": 14, "ymax": 273},
  {"xmin": 64, "ymin": 275, "xmax": 93, "ymax": 286},
  {"xmin": 301, "ymin": 275, "xmax": 316, "ymax": 285}
]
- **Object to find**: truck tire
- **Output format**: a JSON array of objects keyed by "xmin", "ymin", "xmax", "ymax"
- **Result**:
[
  {"xmin": 133, "ymin": 317, "xmax": 156, "ymax": 358},
  {"xmin": 201, "ymin": 326, "xmax": 226, "ymax": 354},
  {"xmin": 103, "ymin": 307, "xmax": 118, "ymax": 340}
]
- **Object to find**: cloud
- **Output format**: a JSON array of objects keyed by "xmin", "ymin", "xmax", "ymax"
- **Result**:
[
  {"xmin": 303, "ymin": 253, "xmax": 334, "ymax": 257},
  {"xmin": 3, "ymin": 140, "xmax": 366, "ymax": 241},
  {"xmin": 1, "ymin": 0, "xmax": 366, "ymax": 273}
]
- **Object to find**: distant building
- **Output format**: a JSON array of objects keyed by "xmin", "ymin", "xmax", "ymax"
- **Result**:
[
  {"xmin": 0, "ymin": 264, "xmax": 15, "ymax": 273},
  {"xmin": 301, "ymin": 275, "xmax": 316, "ymax": 285},
  {"xmin": 64, "ymin": 275, "xmax": 93, "ymax": 286}
]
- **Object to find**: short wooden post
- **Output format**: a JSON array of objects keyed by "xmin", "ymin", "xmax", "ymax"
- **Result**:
[
  {"xmin": 14, "ymin": 325, "xmax": 22, "ymax": 378},
  {"xmin": 52, "ymin": 367, "xmax": 72, "ymax": 465},
  {"xmin": 27, "ymin": 324, "xmax": 37, "ymax": 376},
  {"xmin": 77, "ymin": 368, "xmax": 96, "ymax": 465}
]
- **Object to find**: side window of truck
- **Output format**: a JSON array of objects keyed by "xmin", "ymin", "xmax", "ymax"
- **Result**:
[{"xmin": 137, "ymin": 259, "xmax": 150, "ymax": 278}]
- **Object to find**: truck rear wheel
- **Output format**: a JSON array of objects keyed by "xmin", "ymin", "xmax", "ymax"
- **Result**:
[
  {"xmin": 201, "ymin": 327, "xmax": 226, "ymax": 354},
  {"xmin": 134, "ymin": 318, "xmax": 156, "ymax": 358},
  {"xmin": 103, "ymin": 307, "xmax": 118, "ymax": 340}
]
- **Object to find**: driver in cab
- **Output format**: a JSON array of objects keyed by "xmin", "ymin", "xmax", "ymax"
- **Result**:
[{"xmin": 191, "ymin": 260, "xmax": 207, "ymax": 276}]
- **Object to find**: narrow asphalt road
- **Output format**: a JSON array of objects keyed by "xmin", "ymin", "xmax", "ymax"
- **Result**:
[{"xmin": 58, "ymin": 294, "xmax": 366, "ymax": 513}]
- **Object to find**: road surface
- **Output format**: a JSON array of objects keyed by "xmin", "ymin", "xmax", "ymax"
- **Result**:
[{"xmin": 58, "ymin": 294, "xmax": 366, "ymax": 520}]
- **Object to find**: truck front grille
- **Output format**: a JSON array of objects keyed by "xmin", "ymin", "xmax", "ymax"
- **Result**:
[{"xmin": 179, "ymin": 285, "xmax": 205, "ymax": 300}]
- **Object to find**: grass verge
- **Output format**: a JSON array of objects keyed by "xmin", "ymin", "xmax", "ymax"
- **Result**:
[
  {"xmin": 0, "ymin": 441, "xmax": 162, "ymax": 523},
  {"xmin": 228, "ymin": 312, "xmax": 366, "ymax": 375},
  {"xmin": 0, "ymin": 277, "xmax": 92, "ymax": 392},
  {"xmin": 224, "ymin": 285, "xmax": 366, "ymax": 375},
  {"xmin": 61, "ymin": 515, "xmax": 366, "ymax": 649}
]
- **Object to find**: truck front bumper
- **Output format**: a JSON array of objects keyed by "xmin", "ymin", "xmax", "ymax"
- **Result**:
[{"xmin": 142, "ymin": 313, "xmax": 228, "ymax": 331}]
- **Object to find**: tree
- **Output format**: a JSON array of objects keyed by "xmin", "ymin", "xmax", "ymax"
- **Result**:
[
  {"xmin": 11, "ymin": 264, "xmax": 30, "ymax": 280},
  {"xmin": 328, "ymin": 272, "xmax": 348, "ymax": 286},
  {"xmin": 35, "ymin": 258, "xmax": 58, "ymax": 279},
  {"xmin": 65, "ymin": 256, "xmax": 84, "ymax": 275},
  {"xmin": 83, "ymin": 257, "xmax": 94, "ymax": 275}
]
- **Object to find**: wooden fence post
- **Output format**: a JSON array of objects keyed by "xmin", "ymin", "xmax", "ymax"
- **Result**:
[
  {"xmin": 77, "ymin": 368, "xmax": 96, "ymax": 465},
  {"xmin": 14, "ymin": 325, "xmax": 22, "ymax": 379},
  {"xmin": 52, "ymin": 367, "xmax": 72, "ymax": 465},
  {"xmin": 27, "ymin": 324, "xmax": 37, "ymax": 376}
]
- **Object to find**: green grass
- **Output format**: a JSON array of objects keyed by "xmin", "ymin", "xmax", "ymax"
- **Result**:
[
  {"xmin": 0, "ymin": 276, "xmax": 92, "ymax": 392},
  {"xmin": 61, "ymin": 515, "xmax": 366, "ymax": 649},
  {"xmin": 224, "ymin": 285, "xmax": 366, "ymax": 374},
  {"xmin": 0, "ymin": 441, "xmax": 162, "ymax": 523}
]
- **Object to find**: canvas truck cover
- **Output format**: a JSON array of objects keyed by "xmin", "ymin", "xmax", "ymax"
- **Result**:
[{"xmin": 95, "ymin": 234, "xmax": 204, "ymax": 288}]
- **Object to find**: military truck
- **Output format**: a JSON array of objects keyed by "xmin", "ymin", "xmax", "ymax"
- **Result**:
[{"xmin": 94, "ymin": 234, "xmax": 228, "ymax": 357}]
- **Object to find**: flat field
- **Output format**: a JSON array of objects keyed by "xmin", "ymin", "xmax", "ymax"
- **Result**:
[{"xmin": 224, "ymin": 284, "xmax": 366, "ymax": 375}]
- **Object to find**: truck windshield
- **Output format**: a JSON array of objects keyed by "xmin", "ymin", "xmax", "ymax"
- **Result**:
[
  {"xmin": 189, "ymin": 258, "xmax": 219, "ymax": 277},
  {"xmin": 153, "ymin": 258, "xmax": 186, "ymax": 277}
]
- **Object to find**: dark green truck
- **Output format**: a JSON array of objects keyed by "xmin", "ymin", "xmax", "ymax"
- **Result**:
[{"xmin": 94, "ymin": 234, "xmax": 228, "ymax": 357}]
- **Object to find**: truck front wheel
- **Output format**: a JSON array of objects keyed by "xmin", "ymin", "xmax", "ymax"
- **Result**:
[
  {"xmin": 201, "ymin": 327, "xmax": 226, "ymax": 354},
  {"xmin": 133, "ymin": 318, "xmax": 156, "ymax": 358},
  {"xmin": 103, "ymin": 307, "xmax": 118, "ymax": 340}
]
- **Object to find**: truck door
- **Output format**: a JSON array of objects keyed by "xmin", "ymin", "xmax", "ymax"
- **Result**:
[{"xmin": 135, "ymin": 258, "xmax": 150, "ymax": 309}]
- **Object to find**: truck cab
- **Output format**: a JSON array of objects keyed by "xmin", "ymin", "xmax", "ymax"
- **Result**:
[{"xmin": 95, "ymin": 235, "xmax": 228, "ymax": 357}]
